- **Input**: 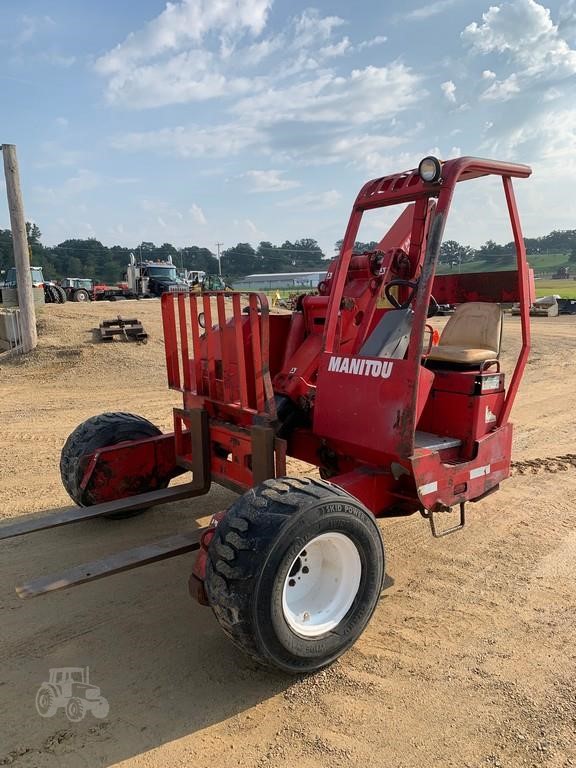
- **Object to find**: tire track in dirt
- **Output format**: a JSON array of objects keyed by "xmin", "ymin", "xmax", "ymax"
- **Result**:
[
  {"xmin": 511, "ymin": 454, "xmax": 576, "ymax": 475},
  {"xmin": 266, "ymin": 472, "xmax": 576, "ymax": 768}
]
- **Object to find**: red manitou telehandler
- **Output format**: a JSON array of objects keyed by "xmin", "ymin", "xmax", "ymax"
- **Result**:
[{"xmin": 1, "ymin": 156, "xmax": 534, "ymax": 673}]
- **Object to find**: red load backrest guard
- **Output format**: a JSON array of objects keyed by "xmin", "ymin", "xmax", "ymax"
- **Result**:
[{"xmin": 161, "ymin": 291, "xmax": 276, "ymax": 418}]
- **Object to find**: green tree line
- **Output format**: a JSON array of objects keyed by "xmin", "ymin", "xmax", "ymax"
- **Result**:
[
  {"xmin": 0, "ymin": 226, "xmax": 329, "ymax": 283},
  {"xmin": 338, "ymin": 231, "xmax": 576, "ymax": 266},
  {"xmin": 2, "ymin": 224, "xmax": 576, "ymax": 284}
]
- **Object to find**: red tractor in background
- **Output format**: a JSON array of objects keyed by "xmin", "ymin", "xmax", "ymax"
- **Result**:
[
  {"xmin": 60, "ymin": 277, "xmax": 136, "ymax": 302},
  {"xmin": 1, "ymin": 156, "xmax": 533, "ymax": 674}
]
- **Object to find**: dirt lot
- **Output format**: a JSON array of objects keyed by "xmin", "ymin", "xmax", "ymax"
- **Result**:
[{"xmin": 0, "ymin": 301, "xmax": 575, "ymax": 768}]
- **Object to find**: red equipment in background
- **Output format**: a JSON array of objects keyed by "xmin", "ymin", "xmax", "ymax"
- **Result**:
[{"xmin": 0, "ymin": 156, "xmax": 533, "ymax": 673}]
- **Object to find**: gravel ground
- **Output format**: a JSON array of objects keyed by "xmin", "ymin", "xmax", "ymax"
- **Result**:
[{"xmin": 0, "ymin": 301, "xmax": 575, "ymax": 768}]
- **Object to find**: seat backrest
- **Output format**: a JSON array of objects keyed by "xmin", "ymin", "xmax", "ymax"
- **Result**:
[
  {"xmin": 439, "ymin": 302, "xmax": 502, "ymax": 352},
  {"xmin": 359, "ymin": 308, "xmax": 413, "ymax": 359}
]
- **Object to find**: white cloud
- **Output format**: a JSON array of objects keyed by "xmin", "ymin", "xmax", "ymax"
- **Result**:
[
  {"xmin": 323, "ymin": 133, "xmax": 411, "ymax": 171},
  {"xmin": 41, "ymin": 52, "xmax": 76, "ymax": 67},
  {"xmin": 33, "ymin": 169, "xmax": 102, "ymax": 203},
  {"xmin": 401, "ymin": 0, "xmax": 461, "ymax": 21},
  {"xmin": 462, "ymin": 0, "xmax": 576, "ymax": 79},
  {"xmin": 293, "ymin": 8, "xmax": 346, "ymax": 49},
  {"xmin": 94, "ymin": 4, "xmax": 368, "ymax": 109},
  {"xmin": 328, "ymin": 134, "xmax": 407, "ymax": 155},
  {"xmin": 33, "ymin": 171, "xmax": 138, "ymax": 207},
  {"xmin": 140, "ymin": 198, "xmax": 191, "ymax": 223},
  {"xmin": 101, "ymin": 50, "xmax": 260, "ymax": 108},
  {"xmin": 358, "ymin": 35, "xmax": 387, "ymax": 50},
  {"xmin": 482, "ymin": 69, "xmax": 497, "ymax": 79},
  {"xmin": 243, "ymin": 170, "xmax": 300, "ymax": 192},
  {"xmin": 9, "ymin": 48, "xmax": 76, "ymax": 69},
  {"xmin": 16, "ymin": 14, "xmax": 55, "ymax": 45},
  {"xmin": 277, "ymin": 190, "xmax": 342, "ymax": 210},
  {"xmin": 243, "ymin": 218, "xmax": 266, "ymax": 239},
  {"xmin": 478, "ymin": 107, "xmax": 576, "ymax": 235},
  {"xmin": 543, "ymin": 86, "xmax": 561, "ymax": 101},
  {"xmin": 95, "ymin": 0, "xmax": 272, "ymax": 105},
  {"xmin": 485, "ymin": 107, "xmax": 576, "ymax": 163},
  {"xmin": 96, "ymin": 0, "xmax": 271, "ymax": 74},
  {"xmin": 96, "ymin": 2, "xmax": 406, "ymax": 127},
  {"xmin": 441, "ymin": 80, "xmax": 457, "ymax": 103},
  {"xmin": 480, "ymin": 73, "xmax": 521, "ymax": 100},
  {"xmin": 78, "ymin": 222, "xmax": 96, "ymax": 237},
  {"xmin": 140, "ymin": 198, "xmax": 160, "ymax": 212},
  {"xmin": 558, "ymin": 0, "xmax": 576, "ymax": 39},
  {"xmin": 240, "ymin": 36, "xmax": 284, "ymax": 66},
  {"xmin": 237, "ymin": 8, "xmax": 350, "ymax": 71},
  {"xmin": 111, "ymin": 64, "xmax": 423, "ymax": 165},
  {"xmin": 112, "ymin": 123, "xmax": 260, "ymax": 158},
  {"xmin": 190, "ymin": 203, "xmax": 207, "ymax": 225},
  {"xmin": 35, "ymin": 142, "xmax": 84, "ymax": 168},
  {"xmin": 319, "ymin": 37, "xmax": 351, "ymax": 58},
  {"xmin": 232, "ymin": 64, "xmax": 424, "ymax": 126}
]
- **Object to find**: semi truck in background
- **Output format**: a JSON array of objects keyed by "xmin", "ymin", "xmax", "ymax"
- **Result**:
[
  {"xmin": 125, "ymin": 254, "xmax": 188, "ymax": 297},
  {"xmin": 62, "ymin": 255, "xmax": 190, "ymax": 302}
]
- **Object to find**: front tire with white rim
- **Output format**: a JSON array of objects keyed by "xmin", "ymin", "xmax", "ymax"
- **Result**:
[{"xmin": 205, "ymin": 477, "xmax": 385, "ymax": 673}]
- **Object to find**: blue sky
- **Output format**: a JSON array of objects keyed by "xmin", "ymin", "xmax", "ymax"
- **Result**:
[{"xmin": 1, "ymin": 0, "xmax": 575, "ymax": 256}]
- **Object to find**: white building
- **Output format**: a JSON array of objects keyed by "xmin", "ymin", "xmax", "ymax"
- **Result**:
[{"xmin": 233, "ymin": 271, "xmax": 327, "ymax": 290}]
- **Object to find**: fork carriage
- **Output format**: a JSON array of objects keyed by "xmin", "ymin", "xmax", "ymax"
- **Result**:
[{"xmin": 1, "ymin": 156, "xmax": 533, "ymax": 672}]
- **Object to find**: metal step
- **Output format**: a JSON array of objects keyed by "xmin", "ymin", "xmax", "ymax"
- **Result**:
[{"xmin": 414, "ymin": 430, "xmax": 462, "ymax": 451}]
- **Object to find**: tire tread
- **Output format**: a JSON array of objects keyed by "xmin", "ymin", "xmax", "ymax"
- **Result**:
[
  {"xmin": 205, "ymin": 477, "xmax": 373, "ymax": 670},
  {"xmin": 60, "ymin": 412, "xmax": 162, "ymax": 507}
]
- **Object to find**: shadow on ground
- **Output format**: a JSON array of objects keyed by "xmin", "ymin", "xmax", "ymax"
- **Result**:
[{"xmin": 0, "ymin": 486, "xmax": 293, "ymax": 766}]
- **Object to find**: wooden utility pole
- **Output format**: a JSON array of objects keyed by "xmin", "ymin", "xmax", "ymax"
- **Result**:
[
  {"xmin": 2, "ymin": 144, "xmax": 37, "ymax": 352},
  {"xmin": 216, "ymin": 242, "xmax": 223, "ymax": 276}
]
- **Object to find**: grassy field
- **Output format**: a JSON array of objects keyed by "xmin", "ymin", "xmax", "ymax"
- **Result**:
[
  {"xmin": 437, "ymin": 251, "xmax": 573, "ymax": 275},
  {"xmin": 534, "ymin": 279, "xmax": 576, "ymax": 298}
]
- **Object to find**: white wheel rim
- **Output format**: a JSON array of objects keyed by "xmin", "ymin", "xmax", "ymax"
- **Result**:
[{"xmin": 282, "ymin": 532, "xmax": 362, "ymax": 638}]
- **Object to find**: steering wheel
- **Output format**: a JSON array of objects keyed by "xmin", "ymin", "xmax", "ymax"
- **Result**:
[
  {"xmin": 384, "ymin": 278, "xmax": 439, "ymax": 318},
  {"xmin": 384, "ymin": 279, "xmax": 419, "ymax": 309}
]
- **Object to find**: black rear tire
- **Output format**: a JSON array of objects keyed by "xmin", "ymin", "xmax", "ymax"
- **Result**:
[
  {"xmin": 55, "ymin": 285, "xmax": 67, "ymax": 303},
  {"xmin": 44, "ymin": 285, "xmax": 61, "ymax": 303},
  {"xmin": 60, "ymin": 412, "xmax": 164, "ymax": 519},
  {"xmin": 205, "ymin": 477, "xmax": 385, "ymax": 674}
]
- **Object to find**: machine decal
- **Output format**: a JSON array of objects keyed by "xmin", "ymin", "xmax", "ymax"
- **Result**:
[
  {"xmin": 328, "ymin": 356, "xmax": 394, "ymax": 379},
  {"xmin": 418, "ymin": 481, "xmax": 438, "ymax": 496},
  {"xmin": 485, "ymin": 406, "xmax": 497, "ymax": 423}
]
